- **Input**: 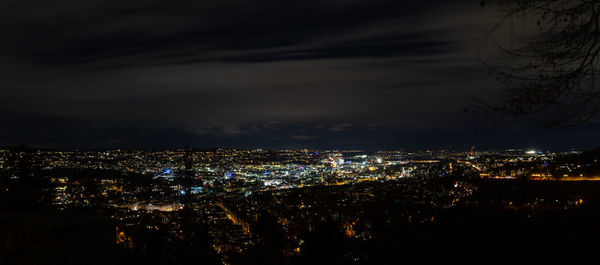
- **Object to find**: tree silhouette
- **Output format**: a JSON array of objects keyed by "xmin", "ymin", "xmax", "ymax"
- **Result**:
[
  {"xmin": 294, "ymin": 219, "xmax": 349, "ymax": 265},
  {"xmin": 0, "ymin": 144, "xmax": 51, "ymax": 211},
  {"xmin": 482, "ymin": 0, "xmax": 600, "ymax": 125},
  {"xmin": 247, "ymin": 211, "xmax": 286, "ymax": 265}
]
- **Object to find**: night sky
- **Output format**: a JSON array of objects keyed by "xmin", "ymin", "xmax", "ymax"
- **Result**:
[{"xmin": 1, "ymin": 0, "xmax": 599, "ymax": 151}]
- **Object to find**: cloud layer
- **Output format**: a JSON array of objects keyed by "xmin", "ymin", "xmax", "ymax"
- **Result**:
[{"xmin": 1, "ymin": 0, "xmax": 597, "ymax": 150}]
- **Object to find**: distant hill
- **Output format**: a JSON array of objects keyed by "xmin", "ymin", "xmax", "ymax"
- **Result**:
[{"xmin": 552, "ymin": 148, "xmax": 600, "ymax": 177}]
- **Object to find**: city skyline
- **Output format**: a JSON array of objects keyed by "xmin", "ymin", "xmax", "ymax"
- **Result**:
[{"xmin": 4, "ymin": 2, "xmax": 600, "ymax": 265}]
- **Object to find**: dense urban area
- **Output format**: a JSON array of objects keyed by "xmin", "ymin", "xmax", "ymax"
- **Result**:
[{"xmin": 2, "ymin": 146, "xmax": 600, "ymax": 265}]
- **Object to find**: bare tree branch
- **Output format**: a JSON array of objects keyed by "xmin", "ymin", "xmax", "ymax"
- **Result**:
[{"xmin": 482, "ymin": 0, "xmax": 600, "ymax": 125}]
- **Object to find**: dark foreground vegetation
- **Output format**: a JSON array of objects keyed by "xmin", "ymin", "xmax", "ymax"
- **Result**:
[{"xmin": 2, "ymin": 173, "xmax": 600, "ymax": 265}]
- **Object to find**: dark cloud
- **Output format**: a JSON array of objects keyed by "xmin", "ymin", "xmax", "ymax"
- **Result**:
[
  {"xmin": 2, "ymin": 112, "xmax": 599, "ymax": 151},
  {"xmin": 0, "ymin": 0, "xmax": 593, "ymax": 150},
  {"xmin": 2, "ymin": 0, "xmax": 445, "ymax": 66}
]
